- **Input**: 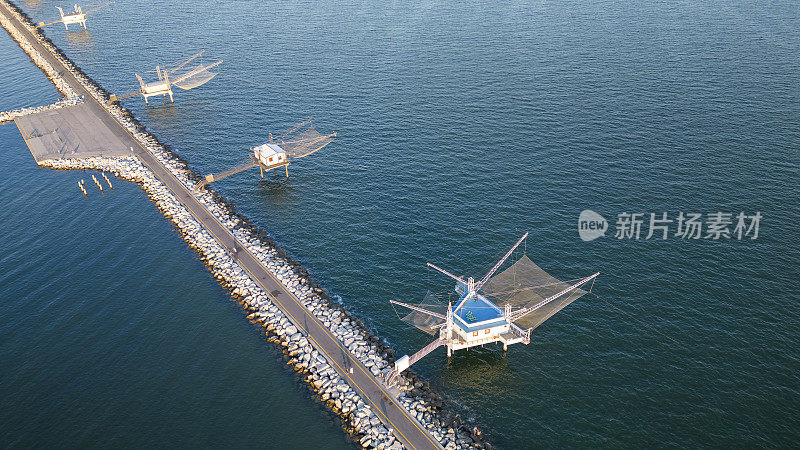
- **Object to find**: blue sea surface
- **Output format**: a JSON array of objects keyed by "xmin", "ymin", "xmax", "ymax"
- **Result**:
[{"xmin": 2, "ymin": 0, "xmax": 799, "ymax": 447}]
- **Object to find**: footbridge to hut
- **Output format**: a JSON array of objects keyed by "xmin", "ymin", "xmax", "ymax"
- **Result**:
[{"xmin": 0, "ymin": 2, "xmax": 440, "ymax": 448}]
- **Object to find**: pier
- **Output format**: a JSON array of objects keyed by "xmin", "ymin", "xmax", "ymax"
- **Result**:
[{"xmin": 0, "ymin": 2, "xmax": 440, "ymax": 448}]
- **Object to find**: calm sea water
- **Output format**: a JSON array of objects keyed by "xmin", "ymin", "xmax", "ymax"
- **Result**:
[{"xmin": 2, "ymin": 0, "xmax": 799, "ymax": 447}]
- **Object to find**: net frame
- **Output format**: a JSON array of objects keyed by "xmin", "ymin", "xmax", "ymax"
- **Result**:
[
  {"xmin": 400, "ymin": 291, "xmax": 447, "ymax": 335},
  {"xmin": 279, "ymin": 124, "xmax": 335, "ymax": 159},
  {"xmin": 479, "ymin": 255, "xmax": 588, "ymax": 330},
  {"xmin": 171, "ymin": 62, "xmax": 220, "ymax": 90}
]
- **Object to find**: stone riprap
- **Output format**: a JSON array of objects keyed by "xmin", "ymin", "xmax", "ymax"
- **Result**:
[
  {"xmin": 3, "ymin": 0, "xmax": 488, "ymax": 447},
  {"xmin": 0, "ymin": 11, "xmax": 81, "ymax": 123}
]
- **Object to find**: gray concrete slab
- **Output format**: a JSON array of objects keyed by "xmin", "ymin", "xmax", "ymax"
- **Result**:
[{"xmin": 15, "ymin": 102, "xmax": 132, "ymax": 163}]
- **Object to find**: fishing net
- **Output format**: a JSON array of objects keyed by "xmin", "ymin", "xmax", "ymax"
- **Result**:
[
  {"xmin": 400, "ymin": 291, "xmax": 447, "ymax": 335},
  {"xmin": 171, "ymin": 63, "xmax": 220, "ymax": 90},
  {"xmin": 280, "ymin": 123, "xmax": 335, "ymax": 159},
  {"xmin": 480, "ymin": 255, "xmax": 587, "ymax": 330}
]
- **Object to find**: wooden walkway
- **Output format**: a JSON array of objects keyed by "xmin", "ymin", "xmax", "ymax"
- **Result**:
[
  {"xmin": 1, "ymin": 2, "xmax": 440, "ymax": 448},
  {"xmin": 15, "ymin": 102, "xmax": 133, "ymax": 163}
]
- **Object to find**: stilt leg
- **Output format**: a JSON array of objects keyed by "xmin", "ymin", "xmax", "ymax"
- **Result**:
[
  {"xmin": 260, "ymin": 166, "xmax": 264, "ymax": 179},
  {"xmin": 503, "ymin": 342, "xmax": 508, "ymax": 352},
  {"xmin": 284, "ymin": 165, "xmax": 289, "ymax": 179}
]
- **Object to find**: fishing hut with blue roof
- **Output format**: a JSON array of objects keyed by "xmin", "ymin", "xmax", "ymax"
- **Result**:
[{"xmin": 387, "ymin": 232, "xmax": 599, "ymax": 384}]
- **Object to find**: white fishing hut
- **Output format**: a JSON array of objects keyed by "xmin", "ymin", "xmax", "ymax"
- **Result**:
[
  {"xmin": 57, "ymin": 5, "xmax": 87, "ymax": 30},
  {"xmin": 135, "ymin": 67, "xmax": 173, "ymax": 103},
  {"xmin": 109, "ymin": 51, "xmax": 222, "ymax": 104},
  {"xmin": 253, "ymin": 142, "xmax": 288, "ymax": 168},
  {"xmin": 37, "ymin": 3, "xmax": 114, "ymax": 31},
  {"xmin": 194, "ymin": 118, "xmax": 336, "ymax": 190}
]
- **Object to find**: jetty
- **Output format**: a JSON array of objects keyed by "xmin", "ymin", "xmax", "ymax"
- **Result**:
[{"xmin": 0, "ymin": 2, "xmax": 443, "ymax": 448}]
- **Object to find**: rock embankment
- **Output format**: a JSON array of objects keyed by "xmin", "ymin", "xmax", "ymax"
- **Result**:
[
  {"xmin": 3, "ymin": 0, "xmax": 489, "ymax": 447},
  {"xmin": 0, "ymin": 9, "xmax": 81, "ymax": 122},
  {"xmin": 41, "ymin": 155, "xmax": 488, "ymax": 450}
]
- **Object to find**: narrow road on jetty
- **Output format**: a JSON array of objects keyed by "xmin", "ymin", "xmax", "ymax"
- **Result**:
[{"xmin": 0, "ymin": 3, "xmax": 440, "ymax": 448}]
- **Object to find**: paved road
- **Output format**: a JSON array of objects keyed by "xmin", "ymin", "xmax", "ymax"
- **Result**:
[{"xmin": 1, "ymin": 3, "xmax": 440, "ymax": 448}]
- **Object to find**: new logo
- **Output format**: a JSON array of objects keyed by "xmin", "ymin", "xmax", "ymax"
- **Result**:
[{"xmin": 578, "ymin": 210, "xmax": 608, "ymax": 241}]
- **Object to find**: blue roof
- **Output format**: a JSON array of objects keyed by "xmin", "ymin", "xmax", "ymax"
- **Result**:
[{"xmin": 452, "ymin": 293, "xmax": 506, "ymax": 332}]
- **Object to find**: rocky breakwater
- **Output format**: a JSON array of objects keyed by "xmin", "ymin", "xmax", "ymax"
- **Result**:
[
  {"xmin": 39, "ymin": 156, "xmax": 401, "ymax": 449},
  {"xmin": 41, "ymin": 153, "xmax": 491, "ymax": 450},
  {"xmin": 4, "ymin": 0, "xmax": 489, "ymax": 446},
  {"xmin": 0, "ymin": 6, "xmax": 82, "ymax": 123}
]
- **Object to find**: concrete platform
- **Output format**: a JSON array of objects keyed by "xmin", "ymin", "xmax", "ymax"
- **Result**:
[{"xmin": 14, "ymin": 102, "xmax": 132, "ymax": 163}]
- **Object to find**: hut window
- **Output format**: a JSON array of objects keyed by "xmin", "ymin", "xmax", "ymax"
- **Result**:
[
  {"xmin": 485, "ymin": 329, "xmax": 490, "ymax": 334},
  {"xmin": 473, "ymin": 331, "xmax": 478, "ymax": 337},
  {"xmin": 269, "ymin": 157, "xmax": 274, "ymax": 162}
]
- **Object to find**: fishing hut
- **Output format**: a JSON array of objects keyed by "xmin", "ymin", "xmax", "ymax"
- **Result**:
[
  {"xmin": 109, "ymin": 50, "xmax": 222, "ymax": 104},
  {"xmin": 194, "ymin": 118, "xmax": 336, "ymax": 190},
  {"xmin": 37, "ymin": 2, "xmax": 114, "ymax": 31},
  {"xmin": 387, "ymin": 233, "xmax": 599, "ymax": 383}
]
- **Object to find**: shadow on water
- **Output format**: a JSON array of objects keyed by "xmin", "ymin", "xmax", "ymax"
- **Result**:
[
  {"xmin": 442, "ymin": 346, "xmax": 513, "ymax": 392},
  {"xmin": 65, "ymin": 29, "xmax": 92, "ymax": 46},
  {"xmin": 144, "ymin": 101, "xmax": 178, "ymax": 116},
  {"xmin": 144, "ymin": 102, "xmax": 189, "ymax": 133},
  {"xmin": 258, "ymin": 176, "xmax": 292, "ymax": 196}
]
